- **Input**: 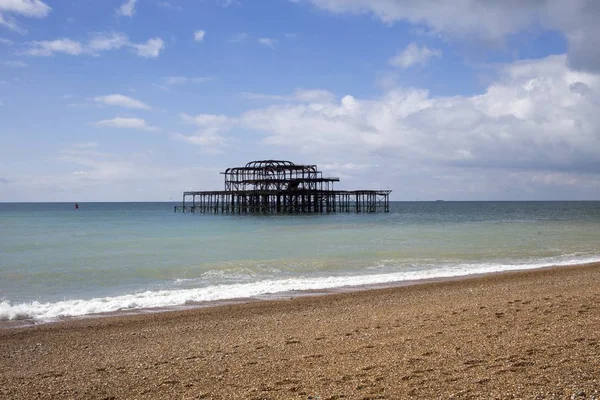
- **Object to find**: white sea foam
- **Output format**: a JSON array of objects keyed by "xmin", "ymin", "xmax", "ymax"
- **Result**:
[{"xmin": 1, "ymin": 255, "xmax": 599, "ymax": 322}]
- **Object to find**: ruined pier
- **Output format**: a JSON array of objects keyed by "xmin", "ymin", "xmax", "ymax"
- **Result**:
[{"xmin": 175, "ymin": 160, "xmax": 391, "ymax": 214}]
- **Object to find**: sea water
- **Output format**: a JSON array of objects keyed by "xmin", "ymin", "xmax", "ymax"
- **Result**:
[{"xmin": 1, "ymin": 201, "xmax": 599, "ymax": 322}]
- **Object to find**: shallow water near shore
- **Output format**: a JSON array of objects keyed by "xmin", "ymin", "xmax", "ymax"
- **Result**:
[{"xmin": 1, "ymin": 201, "xmax": 599, "ymax": 322}]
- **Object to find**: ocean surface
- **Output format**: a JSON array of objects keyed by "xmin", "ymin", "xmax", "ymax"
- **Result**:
[{"xmin": 1, "ymin": 201, "xmax": 599, "ymax": 322}]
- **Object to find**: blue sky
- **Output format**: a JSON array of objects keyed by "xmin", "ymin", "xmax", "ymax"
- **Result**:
[{"xmin": 0, "ymin": 0, "xmax": 599, "ymax": 201}]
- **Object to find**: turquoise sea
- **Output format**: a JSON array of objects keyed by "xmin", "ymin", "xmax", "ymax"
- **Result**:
[{"xmin": 1, "ymin": 201, "xmax": 599, "ymax": 322}]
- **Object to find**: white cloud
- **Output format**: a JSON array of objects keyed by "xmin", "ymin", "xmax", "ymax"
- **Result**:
[
  {"xmin": 321, "ymin": 162, "xmax": 373, "ymax": 172},
  {"xmin": 131, "ymin": 37, "xmax": 165, "ymax": 58},
  {"xmin": 319, "ymin": 162, "xmax": 375, "ymax": 180},
  {"xmin": 164, "ymin": 76, "xmax": 213, "ymax": 85},
  {"xmin": 305, "ymin": 0, "xmax": 539, "ymax": 39},
  {"xmin": 0, "ymin": 13, "xmax": 25, "ymax": 33},
  {"xmin": 2, "ymin": 60, "xmax": 27, "ymax": 67},
  {"xmin": 23, "ymin": 33, "xmax": 165, "ymax": 58},
  {"xmin": 93, "ymin": 94, "xmax": 151, "ymax": 110},
  {"xmin": 0, "ymin": 0, "xmax": 51, "ymax": 33},
  {"xmin": 389, "ymin": 42, "xmax": 441, "ymax": 68},
  {"xmin": 23, "ymin": 38, "xmax": 83, "ymax": 56},
  {"xmin": 193, "ymin": 30, "xmax": 205, "ymax": 42},
  {"xmin": 257, "ymin": 37, "xmax": 277, "ymax": 48},
  {"xmin": 301, "ymin": 0, "xmax": 600, "ymax": 73},
  {"xmin": 170, "ymin": 132, "xmax": 226, "ymax": 154},
  {"xmin": 0, "ymin": 37, "xmax": 13, "ymax": 44},
  {"xmin": 241, "ymin": 92, "xmax": 288, "ymax": 101},
  {"xmin": 87, "ymin": 32, "xmax": 129, "ymax": 52},
  {"xmin": 294, "ymin": 89, "xmax": 335, "ymax": 103},
  {"xmin": 174, "ymin": 113, "xmax": 236, "ymax": 153},
  {"xmin": 0, "ymin": 0, "xmax": 51, "ymax": 17},
  {"xmin": 242, "ymin": 88, "xmax": 335, "ymax": 103},
  {"xmin": 95, "ymin": 117, "xmax": 158, "ymax": 131},
  {"xmin": 3, "ymin": 144, "xmax": 224, "ymax": 201},
  {"xmin": 180, "ymin": 113, "xmax": 233, "ymax": 128},
  {"xmin": 238, "ymin": 55, "xmax": 600, "ymax": 185},
  {"xmin": 116, "ymin": 0, "xmax": 137, "ymax": 17}
]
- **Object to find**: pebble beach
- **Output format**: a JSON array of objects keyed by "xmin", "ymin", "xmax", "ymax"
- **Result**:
[{"xmin": 1, "ymin": 263, "xmax": 599, "ymax": 399}]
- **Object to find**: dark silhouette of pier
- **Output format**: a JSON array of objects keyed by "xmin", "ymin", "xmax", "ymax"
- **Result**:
[{"xmin": 175, "ymin": 160, "xmax": 391, "ymax": 214}]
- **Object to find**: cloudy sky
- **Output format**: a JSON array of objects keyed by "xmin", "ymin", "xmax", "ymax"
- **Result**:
[{"xmin": 1, "ymin": 0, "xmax": 599, "ymax": 201}]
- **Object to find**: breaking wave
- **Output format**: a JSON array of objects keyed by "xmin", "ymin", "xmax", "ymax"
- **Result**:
[{"xmin": 2, "ymin": 254, "xmax": 599, "ymax": 322}]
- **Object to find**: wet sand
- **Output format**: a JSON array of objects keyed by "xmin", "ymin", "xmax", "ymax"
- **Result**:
[{"xmin": 1, "ymin": 263, "xmax": 599, "ymax": 399}]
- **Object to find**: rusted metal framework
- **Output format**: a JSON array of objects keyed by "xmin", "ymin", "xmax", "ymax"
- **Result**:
[{"xmin": 175, "ymin": 160, "xmax": 391, "ymax": 214}]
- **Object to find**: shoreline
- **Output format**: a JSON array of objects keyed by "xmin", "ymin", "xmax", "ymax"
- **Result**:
[
  {"xmin": 2, "ymin": 260, "xmax": 600, "ymax": 329},
  {"xmin": 1, "ymin": 262, "xmax": 599, "ymax": 398}
]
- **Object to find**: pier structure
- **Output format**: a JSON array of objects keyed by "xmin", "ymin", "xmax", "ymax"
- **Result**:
[{"xmin": 175, "ymin": 160, "xmax": 391, "ymax": 214}]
